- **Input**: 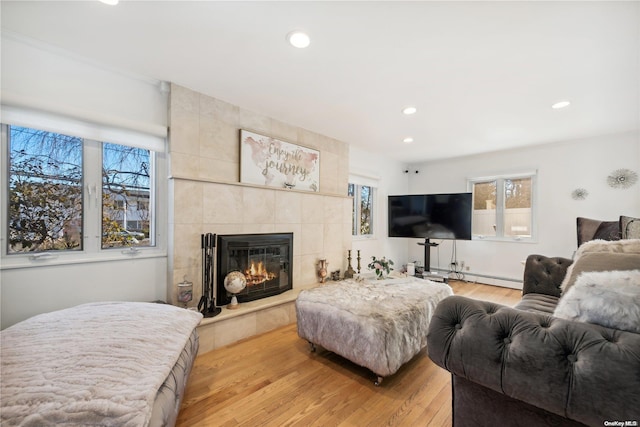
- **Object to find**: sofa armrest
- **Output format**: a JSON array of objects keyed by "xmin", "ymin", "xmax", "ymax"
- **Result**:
[
  {"xmin": 427, "ymin": 296, "xmax": 640, "ymax": 426},
  {"xmin": 522, "ymin": 254, "xmax": 573, "ymax": 297}
]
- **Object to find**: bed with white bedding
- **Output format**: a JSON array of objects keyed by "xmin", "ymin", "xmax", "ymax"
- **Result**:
[
  {"xmin": 296, "ymin": 276, "xmax": 453, "ymax": 385},
  {"xmin": 0, "ymin": 301, "xmax": 202, "ymax": 427}
]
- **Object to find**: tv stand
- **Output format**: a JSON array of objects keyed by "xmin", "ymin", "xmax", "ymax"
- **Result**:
[{"xmin": 417, "ymin": 238, "xmax": 439, "ymax": 272}]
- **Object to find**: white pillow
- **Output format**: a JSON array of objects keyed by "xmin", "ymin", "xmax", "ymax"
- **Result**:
[{"xmin": 554, "ymin": 270, "xmax": 640, "ymax": 333}]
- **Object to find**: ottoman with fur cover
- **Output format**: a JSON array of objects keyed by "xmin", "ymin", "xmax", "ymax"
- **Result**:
[{"xmin": 295, "ymin": 276, "xmax": 453, "ymax": 385}]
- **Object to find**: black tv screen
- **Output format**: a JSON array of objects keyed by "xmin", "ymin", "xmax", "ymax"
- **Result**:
[{"xmin": 388, "ymin": 193, "xmax": 472, "ymax": 240}]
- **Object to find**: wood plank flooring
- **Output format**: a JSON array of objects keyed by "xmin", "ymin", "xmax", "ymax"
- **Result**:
[{"xmin": 176, "ymin": 281, "xmax": 521, "ymax": 427}]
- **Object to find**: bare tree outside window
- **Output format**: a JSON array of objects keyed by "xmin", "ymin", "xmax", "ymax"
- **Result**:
[
  {"xmin": 8, "ymin": 126, "xmax": 83, "ymax": 253},
  {"xmin": 102, "ymin": 143, "xmax": 151, "ymax": 248},
  {"xmin": 4, "ymin": 121, "xmax": 158, "ymax": 259},
  {"xmin": 349, "ymin": 183, "xmax": 374, "ymax": 237},
  {"xmin": 359, "ymin": 185, "xmax": 372, "ymax": 235}
]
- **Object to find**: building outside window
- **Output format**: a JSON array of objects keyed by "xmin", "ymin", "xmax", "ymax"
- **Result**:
[
  {"xmin": 4, "ymin": 123, "xmax": 157, "ymax": 255},
  {"xmin": 348, "ymin": 183, "xmax": 374, "ymax": 237},
  {"xmin": 469, "ymin": 173, "xmax": 536, "ymax": 241}
]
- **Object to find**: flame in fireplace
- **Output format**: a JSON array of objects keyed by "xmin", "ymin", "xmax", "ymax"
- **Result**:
[{"xmin": 244, "ymin": 261, "xmax": 276, "ymax": 286}]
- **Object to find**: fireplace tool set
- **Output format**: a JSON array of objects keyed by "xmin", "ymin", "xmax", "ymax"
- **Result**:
[{"xmin": 199, "ymin": 233, "xmax": 222, "ymax": 318}]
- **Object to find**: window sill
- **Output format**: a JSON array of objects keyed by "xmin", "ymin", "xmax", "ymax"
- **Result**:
[
  {"xmin": 351, "ymin": 234, "xmax": 377, "ymax": 241},
  {"xmin": 0, "ymin": 248, "xmax": 167, "ymax": 270}
]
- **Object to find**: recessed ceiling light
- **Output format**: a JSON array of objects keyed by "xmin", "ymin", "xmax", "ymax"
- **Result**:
[
  {"xmin": 402, "ymin": 106, "xmax": 417, "ymax": 115},
  {"xmin": 287, "ymin": 31, "xmax": 310, "ymax": 48},
  {"xmin": 551, "ymin": 100, "xmax": 571, "ymax": 109},
  {"xmin": 99, "ymin": 0, "xmax": 119, "ymax": 5},
  {"xmin": 403, "ymin": 137, "xmax": 414, "ymax": 144}
]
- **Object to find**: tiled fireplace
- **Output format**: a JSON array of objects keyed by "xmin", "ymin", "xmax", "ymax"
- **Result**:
[{"xmin": 216, "ymin": 233, "xmax": 293, "ymax": 305}]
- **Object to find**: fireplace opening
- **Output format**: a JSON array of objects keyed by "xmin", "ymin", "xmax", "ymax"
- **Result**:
[{"xmin": 216, "ymin": 233, "xmax": 293, "ymax": 305}]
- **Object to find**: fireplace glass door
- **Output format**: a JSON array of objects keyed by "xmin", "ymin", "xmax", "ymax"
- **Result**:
[{"xmin": 216, "ymin": 233, "xmax": 293, "ymax": 305}]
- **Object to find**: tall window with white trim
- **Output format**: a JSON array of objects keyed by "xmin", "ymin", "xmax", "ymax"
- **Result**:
[
  {"xmin": 348, "ymin": 183, "xmax": 375, "ymax": 237},
  {"xmin": 469, "ymin": 173, "xmax": 536, "ymax": 240}
]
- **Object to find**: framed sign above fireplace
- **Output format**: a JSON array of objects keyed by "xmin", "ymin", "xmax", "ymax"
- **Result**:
[{"xmin": 240, "ymin": 130, "xmax": 320, "ymax": 192}]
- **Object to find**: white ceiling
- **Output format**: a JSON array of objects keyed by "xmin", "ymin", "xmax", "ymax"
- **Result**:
[{"xmin": 1, "ymin": 1, "xmax": 639, "ymax": 163}]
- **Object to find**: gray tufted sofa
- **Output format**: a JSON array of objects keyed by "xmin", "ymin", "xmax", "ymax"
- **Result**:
[{"xmin": 426, "ymin": 254, "xmax": 640, "ymax": 427}]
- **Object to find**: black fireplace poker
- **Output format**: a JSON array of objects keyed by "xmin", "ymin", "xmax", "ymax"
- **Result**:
[{"xmin": 199, "ymin": 233, "xmax": 222, "ymax": 318}]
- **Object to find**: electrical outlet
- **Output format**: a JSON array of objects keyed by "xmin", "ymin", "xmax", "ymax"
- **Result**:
[{"xmin": 465, "ymin": 266, "xmax": 470, "ymax": 271}]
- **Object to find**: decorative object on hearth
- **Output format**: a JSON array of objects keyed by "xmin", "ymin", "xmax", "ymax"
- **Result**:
[
  {"xmin": 344, "ymin": 250, "xmax": 355, "ymax": 279},
  {"xmin": 177, "ymin": 276, "xmax": 193, "ymax": 309},
  {"xmin": 224, "ymin": 271, "xmax": 247, "ymax": 310},
  {"xmin": 331, "ymin": 270, "xmax": 341, "ymax": 281},
  {"xmin": 318, "ymin": 259, "xmax": 329, "ymax": 283},
  {"xmin": 607, "ymin": 168, "xmax": 638, "ymax": 189},
  {"xmin": 571, "ymin": 188, "xmax": 589, "ymax": 200},
  {"xmin": 368, "ymin": 256, "xmax": 394, "ymax": 280},
  {"xmin": 240, "ymin": 129, "xmax": 320, "ymax": 192},
  {"xmin": 357, "ymin": 250, "xmax": 362, "ymax": 273}
]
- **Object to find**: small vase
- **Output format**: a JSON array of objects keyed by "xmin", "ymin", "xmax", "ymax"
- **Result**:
[{"xmin": 318, "ymin": 259, "xmax": 328, "ymax": 283}]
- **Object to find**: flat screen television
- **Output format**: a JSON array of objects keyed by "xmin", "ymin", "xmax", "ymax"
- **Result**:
[{"xmin": 388, "ymin": 193, "xmax": 472, "ymax": 240}]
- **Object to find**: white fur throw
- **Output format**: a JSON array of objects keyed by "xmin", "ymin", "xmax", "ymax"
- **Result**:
[
  {"xmin": 554, "ymin": 270, "xmax": 640, "ymax": 333},
  {"xmin": 296, "ymin": 278, "xmax": 453, "ymax": 377},
  {"xmin": 575, "ymin": 238, "xmax": 640, "ymax": 257},
  {"xmin": 1, "ymin": 302, "xmax": 202, "ymax": 427}
]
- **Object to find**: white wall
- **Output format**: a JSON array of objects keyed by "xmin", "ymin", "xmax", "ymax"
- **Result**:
[
  {"xmin": 349, "ymin": 144, "xmax": 410, "ymax": 273},
  {"xmin": 407, "ymin": 131, "xmax": 640, "ymax": 288},
  {"xmin": 1, "ymin": 258, "xmax": 167, "ymax": 328}
]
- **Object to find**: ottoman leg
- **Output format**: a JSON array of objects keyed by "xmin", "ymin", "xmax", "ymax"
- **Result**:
[
  {"xmin": 374, "ymin": 376, "xmax": 384, "ymax": 386},
  {"xmin": 308, "ymin": 341, "xmax": 316, "ymax": 352}
]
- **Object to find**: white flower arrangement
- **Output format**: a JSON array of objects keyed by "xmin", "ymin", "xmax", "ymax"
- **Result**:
[{"xmin": 368, "ymin": 256, "xmax": 394, "ymax": 279}]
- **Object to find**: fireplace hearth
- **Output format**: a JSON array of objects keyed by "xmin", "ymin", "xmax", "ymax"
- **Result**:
[{"xmin": 216, "ymin": 233, "xmax": 293, "ymax": 305}]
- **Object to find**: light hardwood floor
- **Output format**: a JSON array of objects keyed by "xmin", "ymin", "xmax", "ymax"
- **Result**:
[{"xmin": 176, "ymin": 281, "xmax": 522, "ymax": 427}]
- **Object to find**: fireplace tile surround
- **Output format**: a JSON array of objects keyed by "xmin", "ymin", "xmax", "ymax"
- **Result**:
[{"xmin": 168, "ymin": 84, "xmax": 352, "ymax": 351}]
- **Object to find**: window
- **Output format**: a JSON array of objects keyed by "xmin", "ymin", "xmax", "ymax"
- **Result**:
[
  {"xmin": 7, "ymin": 126, "xmax": 83, "ymax": 252},
  {"xmin": 469, "ymin": 173, "xmax": 536, "ymax": 241},
  {"xmin": 348, "ymin": 183, "xmax": 374, "ymax": 237},
  {"xmin": 3, "ymin": 120, "xmax": 162, "ymax": 261},
  {"xmin": 102, "ymin": 143, "xmax": 152, "ymax": 249}
]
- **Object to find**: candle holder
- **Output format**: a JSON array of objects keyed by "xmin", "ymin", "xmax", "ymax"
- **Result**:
[
  {"xmin": 344, "ymin": 250, "xmax": 355, "ymax": 279},
  {"xmin": 357, "ymin": 250, "xmax": 362, "ymax": 274}
]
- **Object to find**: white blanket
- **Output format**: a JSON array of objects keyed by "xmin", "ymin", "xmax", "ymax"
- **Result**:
[
  {"xmin": 296, "ymin": 278, "xmax": 453, "ymax": 377},
  {"xmin": 1, "ymin": 302, "xmax": 202, "ymax": 427}
]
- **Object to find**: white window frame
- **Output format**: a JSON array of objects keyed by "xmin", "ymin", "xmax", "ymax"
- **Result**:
[
  {"xmin": 0, "ymin": 109, "xmax": 167, "ymax": 270},
  {"xmin": 349, "ymin": 172, "xmax": 379, "ymax": 240},
  {"xmin": 467, "ymin": 171, "xmax": 537, "ymax": 243}
]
